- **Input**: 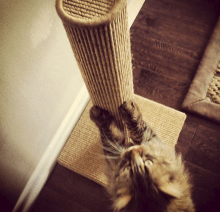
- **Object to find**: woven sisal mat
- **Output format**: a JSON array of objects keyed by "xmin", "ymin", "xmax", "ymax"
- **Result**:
[
  {"xmin": 182, "ymin": 17, "xmax": 220, "ymax": 123},
  {"xmin": 58, "ymin": 94, "xmax": 186, "ymax": 187},
  {"xmin": 206, "ymin": 65, "xmax": 220, "ymax": 104}
]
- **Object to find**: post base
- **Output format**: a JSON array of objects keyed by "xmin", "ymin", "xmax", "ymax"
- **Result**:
[{"xmin": 58, "ymin": 95, "xmax": 186, "ymax": 186}]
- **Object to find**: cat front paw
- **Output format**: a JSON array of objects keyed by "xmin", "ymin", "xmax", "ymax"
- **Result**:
[
  {"xmin": 90, "ymin": 106, "xmax": 113, "ymax": 128},
  {"xmin": 119, "ymin": 100, "xmax": 140, "ymax": 121}
]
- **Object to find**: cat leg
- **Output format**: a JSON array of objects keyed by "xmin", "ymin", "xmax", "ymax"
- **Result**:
[
  {"xmin": 119, "ymin": 100, "xmax": 157, "ymax": 144},
  {"xmin": 90, "ymin": 106, "xmax": 125, "ymax": 155}
]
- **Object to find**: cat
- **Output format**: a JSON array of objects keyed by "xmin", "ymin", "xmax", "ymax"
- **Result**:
[{"xmin": 90, "ymin": 100, "xmax": 195, "ymax": 212}]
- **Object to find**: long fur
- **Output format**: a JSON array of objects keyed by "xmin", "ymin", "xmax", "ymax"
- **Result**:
[{"xmin": 90, "ymin": 101, "xmax": 195, "ymax": 212}]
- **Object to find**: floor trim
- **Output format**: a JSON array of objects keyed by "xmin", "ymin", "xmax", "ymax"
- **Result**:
[
  {"xmin": 13, "ymin": 85, "xmax": 90, "ymax": 212},
  {"xmin": 13, "ymin": 0, "xmax": 145, "ymax": 211}
]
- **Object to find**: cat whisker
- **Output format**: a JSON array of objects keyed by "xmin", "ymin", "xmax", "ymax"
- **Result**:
[
  {"xmin": 102, "ymin": 145, "xmax": 121, "ymax": 155},
  {"xmin": 87, "ymin": 150, "xmax": 119, "ymax": 161},
  {"xmin": 104, "ymin": 155, "xmax": 120, "ymax": 160},
  {"xmin": 105, "ymin": 139, "xmax": 125, "ymax": 153}
]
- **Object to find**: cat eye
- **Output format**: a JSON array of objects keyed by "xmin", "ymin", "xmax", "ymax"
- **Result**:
[
  {"xmin": 144, "ymin": 159, "xmax": 153, "ymax": 166},
  {"xmin": 124, "ymin": 165, "xmax": 131, "ymax": 171}
]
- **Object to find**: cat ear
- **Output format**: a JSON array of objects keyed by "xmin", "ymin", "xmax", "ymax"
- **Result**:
[{"xmin": 159, "ymin": 183, "xmax": 182, "ymax": 199}]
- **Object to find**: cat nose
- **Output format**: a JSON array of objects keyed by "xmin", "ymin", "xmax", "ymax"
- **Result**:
[{"xmin": 130, "ymin": 149, "xmax": 145, "ymax": 174}]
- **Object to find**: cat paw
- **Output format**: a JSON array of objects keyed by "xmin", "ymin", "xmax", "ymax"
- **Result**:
[
  {"xmin": 90, "ymin": 106, "xmax": 113, "ymax": 128},
  {"xmin": 119, "ymin": 100, "xmax": 140, "ymax": 121}
]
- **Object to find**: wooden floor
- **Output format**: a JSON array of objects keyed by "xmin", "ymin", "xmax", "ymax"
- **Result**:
[{"xmin": 32, "ymin": 0, "xmax": 220, "ymax": 211}]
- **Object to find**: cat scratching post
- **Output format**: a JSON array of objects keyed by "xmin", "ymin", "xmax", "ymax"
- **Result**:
[
  {"xmin": 56, "ymin": 0, "xmax": 133, "ymax": 131},
  {"xmin": 56, "ymin": 0, "xmax": 186, "ymax": 186}
]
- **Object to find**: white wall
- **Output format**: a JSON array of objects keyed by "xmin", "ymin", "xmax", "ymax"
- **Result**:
[{"xmin": 0, "ymin": 0, "xmax": 83, "ymax": 208}]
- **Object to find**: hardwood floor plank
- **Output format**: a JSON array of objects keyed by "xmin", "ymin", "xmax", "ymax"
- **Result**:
[
  {"xmin": 133, "ymin": 68, "xmax": 190, "ymax": 109},
  {"xmin": 31, "ymin": 187, "xmax": 92, "ymax": 212},
  {"xmin": 131, "ymin": 0, "xmax": 219, "ymax": 86},
  {"xmin": 185, "ymin": 113, "xmax": 220, "ymax": 132},
  {"xmin": 185, "ymin": 125, "xmax": 220, "ymax": 175},
  {"xmin": 185, "ymin": 161, "xmax": 220, "ymax": 212},
  {"xmin": 131, "ymin": 34, "xmax": 200, "ymax": 82},
  {"xmin": 32, "ymin": 164, "xmax": 112, "ymax": 212},
  {"xmin": 143, "ymin": 0, "xmax": 219, "ymax": 26},
  {"xmin": 175, "ymin": 116, "xmax": 198, "ymax": 159},
  {"xmin": 132, "ymin": 0, "xmax": 219, "ymax": 52}
]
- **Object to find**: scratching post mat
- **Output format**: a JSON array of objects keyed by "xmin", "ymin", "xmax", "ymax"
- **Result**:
[{"xmin": 58, "ymin": 95, "xmax": 186, "ymax": 187}]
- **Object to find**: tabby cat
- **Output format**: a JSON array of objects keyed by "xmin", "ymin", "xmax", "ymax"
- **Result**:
[{"xmin": 90, "ymin": 100, "xmax": 195, "ymax": 212}]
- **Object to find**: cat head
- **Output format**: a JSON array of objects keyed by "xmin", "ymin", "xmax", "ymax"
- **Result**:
[{"xmin": 105, "ymin": 140, "xmax": 186, "ymax": 212}]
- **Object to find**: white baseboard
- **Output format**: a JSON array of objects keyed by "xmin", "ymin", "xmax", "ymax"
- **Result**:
[
  {"xmin": 13, "ymin": 85, "xmax": 90, "ymax": 212},
  {"xmin": 13, "ymin": 0, "xmax": 145, "ymax": 211}
]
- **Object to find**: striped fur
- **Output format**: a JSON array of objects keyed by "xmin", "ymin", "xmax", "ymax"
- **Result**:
[{"xmin": 90, "ymin": 101, "xmax": 195, "ymax": 212}]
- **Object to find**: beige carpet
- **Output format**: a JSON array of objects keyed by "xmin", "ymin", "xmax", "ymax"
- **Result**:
[
  {"xmin": 58, "ymin": 94, "xmax": 186, "ymax": 187},
  {"xmin": 182, "ymin": 17, "xmax": 220, "ymax": 123}
]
